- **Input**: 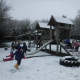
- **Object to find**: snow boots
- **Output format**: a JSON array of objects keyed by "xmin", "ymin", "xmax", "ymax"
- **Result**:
[{"xmin": 15, "ymin": 63, "xmax": 19, "ymax": 69}]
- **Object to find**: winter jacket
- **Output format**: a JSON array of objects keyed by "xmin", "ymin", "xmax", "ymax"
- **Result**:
[
  {"xmin": 13, "ymin": 46, "xmax": 24, "ymax": 61},
  {"xmin": 23, "ymin": 45, "xmax": 27, "ymax": 52},
  {"xmin": 73, "ymin": 42, "xmax": 80, "ymax": 47},
  {"xmin": 65, "ymin": 39, "xmax": 70, "ymax": 44},
  {"xmin": 11, "ymin": 42, "xmax": 15, "ymax": 47}
]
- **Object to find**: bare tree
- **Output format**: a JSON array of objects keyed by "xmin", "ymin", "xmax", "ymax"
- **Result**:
[
  {"xmin": 72, "ymin": 9, "xmax": 80, "ymax": 36},
  {"xmin": 29, "ymin": 19, "xmax": 49, "ymax": 32},
  {"xmin": 0, "ymin": 0, "xmax": 11, "ymax": 39},
  {"xmin": 40, "ymin": 19, "xmax": 49, "ymax": 23},
  {"xmin": 29, "ymin": 20, "xmax": 38, "ymax": 31},
  {"xmin": 19, "ymin": 19, "xmax": 31, "ymax": 34}
]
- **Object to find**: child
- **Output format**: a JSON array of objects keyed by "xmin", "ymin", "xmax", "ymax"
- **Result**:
[
  {"xmin": 12, "ymin": 46, "xmax": 26, "ymax": 69},
  {"xmin": 11, "ymin": 42, "xmax": 15, "ymax": 50},
  {"xmin": 38, "ymin": 40, "xmax": 41, "ymax": 48},
  {"xmin": 3, "ymin": 51, "xmax": 14, "ymax": 61},
  {"xmin": 72, "ymin": 41, "xmax": 80, "ymax": 52},
  {"xmin": 22, "ymin": 42, "xmax": 27, "ymax": 54},
  {"xmin": 65, "ymin": 39, "xmax": 72, "ymax": 49}
]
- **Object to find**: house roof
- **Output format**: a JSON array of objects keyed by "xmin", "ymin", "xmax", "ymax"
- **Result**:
[
  {"xmin": 54, "ymin": 16, "xmax": 73, "ymax": 25},
  {"xmin": 38, "ymin": 22, "xmax": 50, "ymax": 29},
  {"xmin": 36, "ymin": 22, "xmax": 54, "ymax": 29},
  {"xmin": 48, "ymin": 15, "xmax": 74, "ymax": 26}
]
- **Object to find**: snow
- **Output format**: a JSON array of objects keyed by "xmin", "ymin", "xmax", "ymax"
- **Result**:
[
  {"xmin": 38, "ymin": 22, "xmax": 54, "ymax": 29},
  {"xmin": 53, "ymin": 16, "xmax": 73, "ymax": 25},
  {"xmin": 0, "ymin": 41, "xmax": 80, "ymax": 80}
]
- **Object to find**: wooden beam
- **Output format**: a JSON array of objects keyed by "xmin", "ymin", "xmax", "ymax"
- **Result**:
[
  {"xmin": 56, "ymin": 26, "xmax": 59, "ymax": 55},
  {"xmin": 49, "ymin": 26, "xmax": 52, "ymax": 53},
  {"xmin": 29, "ymin": 33, "xmax": 31, "ymax": 47},
  {"xmin": 60, "ymin": 45, "xmax": 62, "ymax": 53},
  {"xmin": 69, "ymin": 28, "xmax": 71, "ymax": 40},
  {"xmin": 50, "ymin": 26, "xmax": 52, "ymax": 40},
  {"xmin": 36, "ymin": 31, "xmax": 38, "ymax": 50},
  {"xmin": 34, "ymin": 33, "xmax": 35, "ymax": 47}
]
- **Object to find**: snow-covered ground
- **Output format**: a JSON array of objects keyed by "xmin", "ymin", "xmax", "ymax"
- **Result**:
[{"xmin": 0, "ymin": 41, "xmax": 80, "ymax": 80}]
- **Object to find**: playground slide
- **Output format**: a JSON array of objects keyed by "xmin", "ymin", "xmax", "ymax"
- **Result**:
[
  {"xmin": 60, "ymin": 43, "xmax": 80, "ymax": 57},
  {"xmin": 26, "ymin": 40, "xmax": 53, "ymax": 55},
  {"xmin": 60, "ymin": 43, "xmax": 71, "ymax": 55},
  {"xmin": 60, "ymin": 43, "xmax": 80, "ymax": 58}
]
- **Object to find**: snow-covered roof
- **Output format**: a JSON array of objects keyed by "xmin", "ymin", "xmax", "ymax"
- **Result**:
[
  {"xmin": 38, "ymin": 22, "xmax": 54, "ymax": 29},
  {"xmin": 54, "ymin": 16, "xmax": 73, "ymax": 25},
  {"xmin": 48, "ymin": 15, "xmax": 74, "ymax": 26}
]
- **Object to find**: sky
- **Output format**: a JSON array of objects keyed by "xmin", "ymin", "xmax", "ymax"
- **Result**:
[
  {"xmin": 0, "ymin": 40, "xmax": 80, "ymax": 80},
  {"xmin": 6, "ymin": 0, "xmax": 80, "ymax": 22}
]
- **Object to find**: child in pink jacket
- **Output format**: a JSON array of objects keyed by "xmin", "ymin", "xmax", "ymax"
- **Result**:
[
  {"xmin": 3, "ymin": 51, "xmax": 14, "ymax": 61},
  {"xmin": 72, "ymin": 41, "xmax": 80, "ymax": 52}
]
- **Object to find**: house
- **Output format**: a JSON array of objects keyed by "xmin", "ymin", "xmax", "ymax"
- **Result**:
[{"xmin": 34, "ymin": 22, "xmax": 54, "ymax": 44}]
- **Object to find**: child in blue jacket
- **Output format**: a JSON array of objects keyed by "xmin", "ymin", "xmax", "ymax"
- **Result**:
[{"xmin": 12, "ymin": 46, "xmax": 26, "ymax": 69}]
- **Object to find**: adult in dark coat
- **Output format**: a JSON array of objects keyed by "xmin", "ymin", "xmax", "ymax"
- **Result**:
[
  {"xmin": 11, "ymin": 42, "xmax": 15, "ymax": 50},
  {"xmin": 23, "ymin": 43, "xmax": 27, "ymax": 54},
  {"xmin": 12, "ymin": 46, "xmax": 26, "ymax": 69}
]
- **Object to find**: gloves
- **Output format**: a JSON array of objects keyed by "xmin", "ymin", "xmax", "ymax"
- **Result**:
[{"xmin": 24, "ymin": 57, "xmax": 26, "ymax": 59}]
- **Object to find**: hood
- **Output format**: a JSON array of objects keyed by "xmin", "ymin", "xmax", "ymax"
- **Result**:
[{"xmin": 18, "ymin": 46, "xmax": 22, "ymax": 51}]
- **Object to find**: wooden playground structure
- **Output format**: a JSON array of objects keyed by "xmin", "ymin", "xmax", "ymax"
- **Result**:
[
  {"xmin": 48, "ymin": 15, "xmax": 74, "ymax": 55},
  {"xmin": 14, "ymin": 15, "xmax": 74, "ymax": 55},
  {"xmin": 26, "ymin": 15, "xmax": 74, "ymax": 55}
]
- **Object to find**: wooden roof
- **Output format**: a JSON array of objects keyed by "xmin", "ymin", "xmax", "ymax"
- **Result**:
[{"xmin": 48, "ymin": 15, "xmax": 74, "ymax": 26}]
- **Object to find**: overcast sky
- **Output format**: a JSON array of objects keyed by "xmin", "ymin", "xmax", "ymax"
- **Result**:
[{"xmin": 6, "ymin": 0, "xmax": 80, "ymax": 22}]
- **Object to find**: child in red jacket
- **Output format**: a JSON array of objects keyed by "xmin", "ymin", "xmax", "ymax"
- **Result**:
[
  {"xmin": 72, "ymin": 41, "xmax": 80, "ymax": 52},
  {"xmin": 3, "ymin": 51, "xmax": 14, "ymax": 61}
]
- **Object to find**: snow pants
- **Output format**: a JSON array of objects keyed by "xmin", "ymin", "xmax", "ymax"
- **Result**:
[
  {"xmin": 23, "ymin": 50, "xmax": 26, "ymax": 54},
  {"xmin": 75, "ymin": 46, "xmax": 79, "ymax": 51},
  {"xmin": 67, "ymin": 42, "xmax": 72, "ymax": 49},
  {"xmin": 3, "ymin": 58, "xmax": 13, "ymax": 61}
]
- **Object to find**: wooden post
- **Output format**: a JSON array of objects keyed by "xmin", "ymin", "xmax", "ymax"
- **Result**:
[
  {"xmin": 69, "ymin": 29, "xmax": 71, "ymax": 40},
  {"xmin": 49, "ymin": 25, "xmax": 52, "ymax": 53},
  {"xmin": 50, "ymin": 26, "xmax": 52, "ymax": 40},
  {"xmin": 34, "ymin": 33, "xmax": 35, "ymax": 47},
  {"xmin": 36, "ymin": 31, "xmax": 38, "ymax": 49},
  {"xmin": 60, "ymin": 45, "xmax": 62, "ymax": 53},
  {"xmin": 41, "ymin": 30, "xmax": 42, "ymax": 46},
  {"xmin": 30, "ymin": 33, "xmax": 31, "ymax": 47},
  {"xmin": 56, "ymin": 26, "xmax": 59, "ymax": 55}
]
